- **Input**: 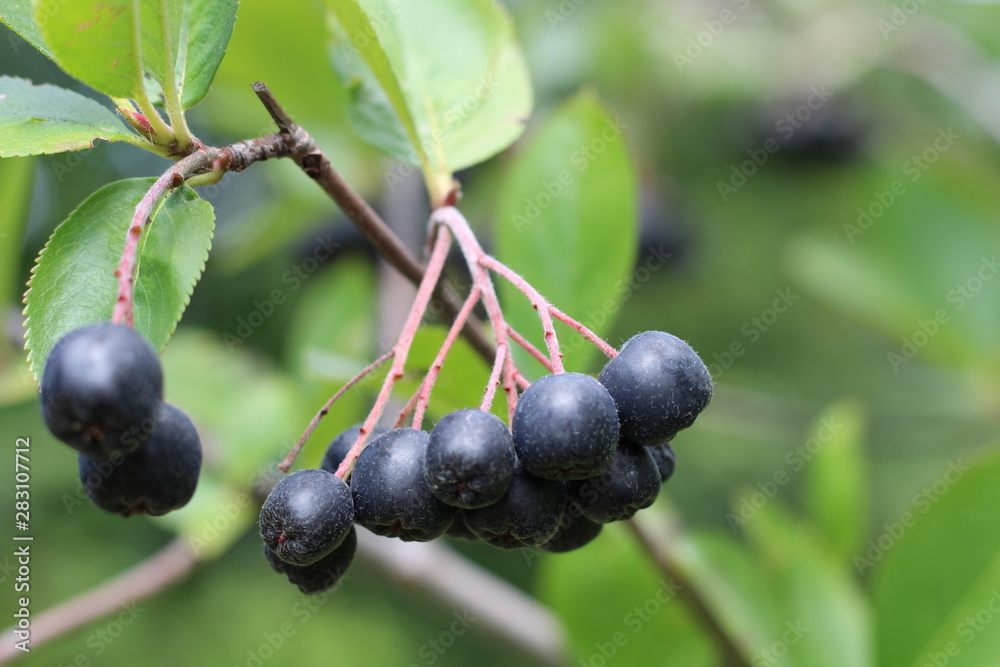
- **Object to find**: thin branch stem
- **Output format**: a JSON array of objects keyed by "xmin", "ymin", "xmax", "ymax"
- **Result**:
[
  {"xmin": 476, "ymin": 254, "xmax": 565, "ymax": 374},
  {"xmin": 506, "ymin": 325, "xmax": 555, "ymax": 373},
  {"xmin": 279, "ymin": 350, "xmax": 395, "ymax": 472},
  {"xmin": 549, "ymin": 306, "xmax": 618, "ymax": 359},
  {"xmin": 411, "ymin": 286, "xmax": 482, "ymax": 430},
  {"xmin": 431, "ymin": 207, "xmax": 523, "ymax": 415},
  {"xmin": 251, "ymin": 83, "xmax": 497, "ymax": 367},
  {"xmin": 111, "ymin": 150, "xmax": 216, "ymax": 327},
  {"xmin": 479, "ymin": 342, "xmax": 508, "ymax": 413},
  {"xmin": 0, "ymin": 539, "xmax": 198, "ymax": 665},
  {"xmin": 625, "ymin": 520, "xmax": 752, "ymax": 667},
  {"xmin": 335, "ymin": 229, "xmax": 454, "ymax": 480}
]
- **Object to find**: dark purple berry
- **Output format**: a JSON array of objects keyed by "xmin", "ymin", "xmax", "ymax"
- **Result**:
[
  {"xmin": 351, "ymin": 429, "xmax": 456, "ymax": 541},
  {"xmin": 463, "ymin": 459, "xmax": 567, "ymax": 549},
  {"xmin": 567, "ymin": 440, "xmax": 661, "ymax": 523},
  {"xmin": 41, "ymin": 322, "xmax": 163, "ymax": 459},
  {"xmin": 649, "ymin": 442, "xmax": 676, "ymax": 482},
  {"xmin": 259, "ymin": 468, "xmax": 355, "ymax": 566},
  {"xmin": 425, "ymin": 409, "xmax": 516, "ymax": 509},
  {"xmin": 598, "ymin": 331, "xmax": 712, "ymax": 446},
  {"xmin": 320, "ymin": 424, "xmax": 388, "ymax": 475},
  {"xmin": 79, "ymin": 404, "xmax": 201, "ymax": 517},
  {"xmin": 264, "ymin": 526, "xmax": 357, "ymax": 594},
  {"xmin": 511, "ymin": 373, "xmax": 619, "ymax": 480},
  {"xmin": 540, "ymin": 504, "xmax": 603, "ymax": 553}
]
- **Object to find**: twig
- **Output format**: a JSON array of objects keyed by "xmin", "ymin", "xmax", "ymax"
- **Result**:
[
  {"xmin": 0, "ymin": 539, "xmax": 198, "ymax": 665},
  {"xmin": 625, "ymin": 519, "xmax": 752, "ymax": 667},
  {"xmin": 355, "ymin": 530, "xmax": 568, "ymax": 666},
  {"xmin": 411, "ymin": 286, "xmax": 482, "ymax": 430},
  {"xmin": 251, "ymin": 83, "xmax": 497, "ymax": 366},
  {"xmin": 334, "ymin": 229, "xmax": 455, "ymax": 479},
  {"xmin": 278, "ymin": 350, "xmax": 395, "ymax": 472}
]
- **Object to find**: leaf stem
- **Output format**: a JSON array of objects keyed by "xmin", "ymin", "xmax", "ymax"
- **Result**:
[
  {"xmin": 111, "ymin": 151, "xmax": 215, "ymax": 327},
  {"xmin": 251, "ymin": 82, "xmax": 497, "ymax": 366}
]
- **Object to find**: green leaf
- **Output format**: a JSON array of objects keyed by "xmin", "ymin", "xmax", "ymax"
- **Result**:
[
  {"xmin": 0, "ymin": 156, "xmax": 34, "ymax": 303},
  {"xmin": 495, "ymin": 91, "xmax": 638, "ymax": 373},
  {"xmin": 154, "ymin": 330, "xmax": 312, "ymax": 560},
  {"xmin": 0, "ymin": 76, "xmax": 142, "ymax": 157},
  {"xmin": 141, "ymin": 0, "xmax": 239, "ymax": 109},
  {"xmin": 802, "ymin": 398, "xmax": 869, "ymax": 561},
  {"xmin": 395, "ymin": 325, "xmax": 496, "ymax": 423},
  {"xmin": 177, "ymin": 0, "xmax": 238, "ymax": 108},
  {"xmin": 326, "ymin": 0, "xmax": 532, "ymax": 202},
  {"xmin": 539, "ymin": 521, "xmax": 719, "ymax": 666},
  {"xmin": 872, "ymin": 448, "xmax": 1000, "ymax": 667},
  {"xmin": 742, "ymin": 500, "xmax": 874, "ymax": 667},
  {"xmin": 0, "ymin": 1, "xmax": 56, "ymax": 62},
  {"xmin": 39, "ymin": 1, "xmax": 142, "ymax": 100},
  {"xmin": 24, "ymin": 178, "xmax": 214, "ymax": 383}
]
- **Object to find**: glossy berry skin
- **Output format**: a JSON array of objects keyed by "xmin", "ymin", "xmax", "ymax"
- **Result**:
[
  {"xmin": 320, "ymin": 424, "xmax": 388, "ymax": 475},
  {"xmin": 259, "ymin": 469, "xmax": 354, "ymax": 567},
  {"xmin": 648, "ymin": 442, "xmax": 676, "ymax": 483},
  {"xmin": 78, "ymin": 404, "xmax": 201, "ymax": 517},
  {"xmin": 41, "ymin": 323, "xmax": 163, "ymax": 459},
  {"xmin": 463, "ymin": 460, "xmax": 567, "ymax": 549},
  {"xmin": 599, "ymin": 331, "xmax": 712, "ymax": 446},
  {"xmin": 511, "ymin": 373, "xmax": 619, "ymax": 481},
  {"xmin": 351, "ymin": 429, "xmax": 456, "ymax": 541},
  {"xmin": 567, "ymin": 439, "xmax": 661, "ymax": 523},
  {"xmin": 264, "ymin": 526, "xmax": 357, "ymax": 595},
  {"xmin": 425, "ymin": 409, "xmax": 516, "ymax": 509},
  {"xmin": 540, "ymin": 504, "xmax": 603, "ymax": 553}
]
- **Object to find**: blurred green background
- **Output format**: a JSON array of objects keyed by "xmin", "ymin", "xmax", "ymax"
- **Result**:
[{"xmin": 2, "ymin": 0, "xmax": 1000, "ymax": 665}]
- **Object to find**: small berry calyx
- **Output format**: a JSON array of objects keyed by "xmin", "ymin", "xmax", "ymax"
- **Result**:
[
  {"xmin": 41, "ymin": 322, "xmax": 164, "ymax": 459},
  {"xmin": 424, "ymin": 409, "xmax": 516, "ymax": 509},
  {"xmin": 511, "ymin": 372, "xmax": 619, "ymax": 480},
  {"xmin": 259, "ymin": 468, "xmax": 355, "ymax": 567},
  {"xmin": 79, "ymin": 403, "xmax": 202, "ymax": 517},
  {"xmin": 598, "ymin": 331, "xmax": 713, "ymax": 446}
]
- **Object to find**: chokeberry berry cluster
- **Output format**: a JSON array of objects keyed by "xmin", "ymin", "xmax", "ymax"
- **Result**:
[
  {"xmin": 260, "ymin": 329, "xmax": 711, "ymax": 594},
  {"xmin": 40, "ymin": 322, "xmax": 203, "ymax": 517}
]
